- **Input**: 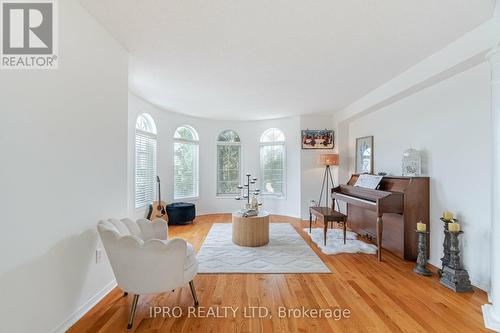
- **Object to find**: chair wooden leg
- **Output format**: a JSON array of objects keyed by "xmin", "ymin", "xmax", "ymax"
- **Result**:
[
  {"xmin": 309, "ymin": 212, "xmax": 312, "ymax": 233},
  {"xmin": 343, "ymin": 221, "xmax": 347, "ymax": 245},
  {"xmin": 127, "ymin": 295, "xmax": 139, "ymax": 329},
  {"xmin": 376, "ymin": 216, "xmax": 383, "ymax": 262},
  {"xmin": 189, "ymin": 280, "xmax": 199, "ymax": 306},
  {"xmin": 323, "ymin": 221, "xmax": 327, "ymax": 246}
]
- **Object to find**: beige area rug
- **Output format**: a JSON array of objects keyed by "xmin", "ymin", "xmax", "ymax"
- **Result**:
[{"xmin": 197, "ymin": 223, "xmax": 331, "ymax": 273}]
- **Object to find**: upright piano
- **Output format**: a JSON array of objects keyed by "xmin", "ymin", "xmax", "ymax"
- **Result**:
[{"xmin": 332, "ymin": 174, "xmax": 429, "ymax": 261}]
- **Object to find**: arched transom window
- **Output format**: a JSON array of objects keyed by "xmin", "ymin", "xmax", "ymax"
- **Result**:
[
  {"xmin": 260, "ymin": 128, "xmax": 285, "ymax": 196},
  {"xmin": 216, "ymin": 130, "xmax": 241, "ymax": 196},
  {"xmin": 173, "ymin": 125, "xmax": 199, "ymax": 199}
]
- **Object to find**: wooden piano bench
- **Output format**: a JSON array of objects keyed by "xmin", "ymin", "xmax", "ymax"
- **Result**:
[{"xmin": 309, "ymin": 206, "xmax": 347, "ymax": 246}]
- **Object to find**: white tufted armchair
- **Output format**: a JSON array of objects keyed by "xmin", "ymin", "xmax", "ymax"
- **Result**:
[{"xmin": 97, "ymin": 218, "xmax": 199, "ymax": 329}]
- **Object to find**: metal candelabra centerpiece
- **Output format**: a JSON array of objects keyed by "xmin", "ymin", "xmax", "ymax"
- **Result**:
[{"xmin": 235, "ymin": 173, "xmax": 261, "ymax": 217}]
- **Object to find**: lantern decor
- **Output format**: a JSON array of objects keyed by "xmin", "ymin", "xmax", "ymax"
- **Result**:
[
  {"xmin": 235, "ymin": 173, "xmax": 262, "ymax": 217},
  {"xmin": 402, "ymin": 148, "xmax": 422, "ymax": 176}
]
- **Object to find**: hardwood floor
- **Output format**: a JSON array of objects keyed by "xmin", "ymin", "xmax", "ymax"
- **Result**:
[{"xmin": 69, "ymin": 214, "xmax": 489, "ymax": 333}]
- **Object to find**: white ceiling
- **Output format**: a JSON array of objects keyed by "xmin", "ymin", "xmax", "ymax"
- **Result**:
[{"xmin": 80, "ymin": 0, "xmax": 494, "ymax": 120}]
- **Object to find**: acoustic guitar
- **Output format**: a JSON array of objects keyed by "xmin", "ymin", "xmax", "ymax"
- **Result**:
[{"xmin": 147, "ymin": 176, "xmax": 168, "ymax": 221}]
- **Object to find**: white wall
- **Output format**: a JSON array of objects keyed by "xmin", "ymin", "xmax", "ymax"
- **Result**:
[
  {"xmin": 129, "ymin": 94, "xmax": 303, "ymax": 219},
  {"xmin": 342, "ymin": 63, "xmax": 492, "ymax": 290},
  {"xmin": 0, "ymin": 1, "xmax": 128, "ymax": 332},
  {"xmin": 299, "ymin": 115, "xmax": 336, "ymax": 220}
]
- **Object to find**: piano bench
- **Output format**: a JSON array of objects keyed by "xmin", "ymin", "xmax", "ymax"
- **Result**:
[{"xmin": 309, "ymin": 207, "xmax": 347, "ymax": 246}]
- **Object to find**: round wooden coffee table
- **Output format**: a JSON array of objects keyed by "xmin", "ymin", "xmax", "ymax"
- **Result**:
[{"xmin": 232, "ymin": 211, "xmax": 270, "ymax": 247}]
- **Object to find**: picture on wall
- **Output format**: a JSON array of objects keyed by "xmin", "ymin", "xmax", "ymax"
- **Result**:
[
  {"xmin": 355, "ymin": 136, "xmax": 374, "ymax": 174},
  {"xmin": 301, "ymin": 129, "xmax": 334, "ymax": 149}
]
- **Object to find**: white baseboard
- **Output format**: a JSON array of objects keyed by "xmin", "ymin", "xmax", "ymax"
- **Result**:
[
  {"xmin": 50, "ymin": 279, "xmax": 117, "ymax": 333},
  {"xmin": 483, "ymin": 304, "xmax": 500, "ymax": 332}
]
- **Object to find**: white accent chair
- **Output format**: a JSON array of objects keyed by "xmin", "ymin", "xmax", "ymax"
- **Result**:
[{"xmin": 97, "ymin": 218, "xmax": 199, "ymax": 329}]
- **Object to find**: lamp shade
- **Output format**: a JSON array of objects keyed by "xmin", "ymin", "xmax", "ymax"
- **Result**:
[{"xmin": 319, "ymin": 153, "xmax": 339, "ymax": 166}]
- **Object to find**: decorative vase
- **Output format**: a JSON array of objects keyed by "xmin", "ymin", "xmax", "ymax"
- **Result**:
[{"xmin": 251, "ymin": 195, "xmax": 259, "ymax": 211}]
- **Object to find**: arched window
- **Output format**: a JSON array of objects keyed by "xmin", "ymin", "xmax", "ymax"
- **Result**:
[
  {"xmin": 260, "ymin": 128, "xmax": 285, "ymax": 196},
  {"xmin": 216, "ymin": 130, "xmax": 241, "ymax": 196},
  {"xmin": 174, "ymin": 125, "xmax": 199, "ymax": 199},
  {"xmin": 135, "ymin": 113, "xmax": 157, "ymax": 208}
]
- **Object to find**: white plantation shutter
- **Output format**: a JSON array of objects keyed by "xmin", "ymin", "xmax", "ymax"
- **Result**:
[
  {"xmin": 135, "ymin": 114, "xmax": 157, "ymax": 208},
  {"xmin": 260, "ymin": 128, "xmax": 285, "ymax": 196},
  {"xmin": 216, "ymin": 145, "xmax": 241, "ymax": 195},
  {"xmin": 174, "ymin": 126, "xmax": 199, "ymax": 199},
  {"xmin": 217, "ymin": 130, "xmax": 241, "ymax": 196}
]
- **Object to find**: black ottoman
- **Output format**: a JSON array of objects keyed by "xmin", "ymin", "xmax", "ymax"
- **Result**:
[{"xmin": 166, "ymin": 202, "xmax": 196, "ymax": 225}]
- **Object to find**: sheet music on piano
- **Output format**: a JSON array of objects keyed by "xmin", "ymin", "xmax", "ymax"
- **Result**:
[{"xmin": 354, "ymin": 174, "xmax": 383, "ymax": 189}]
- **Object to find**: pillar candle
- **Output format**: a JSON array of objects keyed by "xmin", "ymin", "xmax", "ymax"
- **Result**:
[
  {"xmin": 417, "ymin": 221, "xmax": 426, "ymax": 232},
  {"xmin": 448, "ymin": 222, "xmax": 461, "ymax": 232},
  {"xmin": 443, "ymin": 211, "xmax": 454, "ymax": 221}
]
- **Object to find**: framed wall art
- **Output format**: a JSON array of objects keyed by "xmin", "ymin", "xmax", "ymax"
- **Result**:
[
  {"xmin": 355, "ymin": 136, "xmax": 373, "ymax": 174},
  {"xmin": 301, "ymin": 129, "xmax": 334, "ymax": 149}
]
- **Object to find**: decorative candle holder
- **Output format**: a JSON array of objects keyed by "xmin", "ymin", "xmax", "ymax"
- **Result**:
[
  {"xmin": 235, "ymin": 173, "xmax": 261, "ymax": 217},
  {"xmin": 439, "ymin": 230, "xmax": 473, "ymax": 292},
  {"xmin": 439, "ymin": 217, "xmax": 455, "ymax": 277},
  {"xmin": 413, "ymin": 230, "xmax": 432, "ymax": 276}
]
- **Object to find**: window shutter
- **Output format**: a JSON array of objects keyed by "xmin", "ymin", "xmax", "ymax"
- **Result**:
[
  {"xmin": 135, "ymin": 131, "xmax": 157, "ymax": 208},
  {"xmin": 259, "ymin": 128, "xmax": 285, "ymax": 196},
  {"xmin": 217, "ymin": 144, "xmax": 241, "ymax": 195},
  {"xmin": 260, "ymin": 144, "xmax": 284, "ymax": 195},
  {"xmin": 174, "ymin": 142, "xmax": 199, "ymax": 199}
]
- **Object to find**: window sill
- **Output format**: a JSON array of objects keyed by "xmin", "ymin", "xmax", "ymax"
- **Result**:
[
  {"xmin": 216, "ymin": 195, "xmax": 239, "ymax": 199},
  {"xmin": 134, "ymin": 206, "xmax": 149, "ymax": 215},
  {"xmin": 261, "ymin": 194, "xmax": 286, "ymax": 200},
  {"xmin": 173, "ymin": 197, "xmax": 199, "ymax": 202}
]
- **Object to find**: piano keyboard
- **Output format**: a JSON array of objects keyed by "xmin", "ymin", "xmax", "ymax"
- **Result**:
[{"xmin": 333, "ymin": 193, "xmax": 376, "ymax": 205}]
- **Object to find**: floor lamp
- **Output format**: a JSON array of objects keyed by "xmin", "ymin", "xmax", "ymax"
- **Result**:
[{"xmin": 317, "ymin": 153, "xmax": 339, "ymax": 208}]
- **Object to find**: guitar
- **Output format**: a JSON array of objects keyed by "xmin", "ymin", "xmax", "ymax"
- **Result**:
[{"xmin": 147, "ymin": 176, "xmax": 168, "ymax": 221}]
